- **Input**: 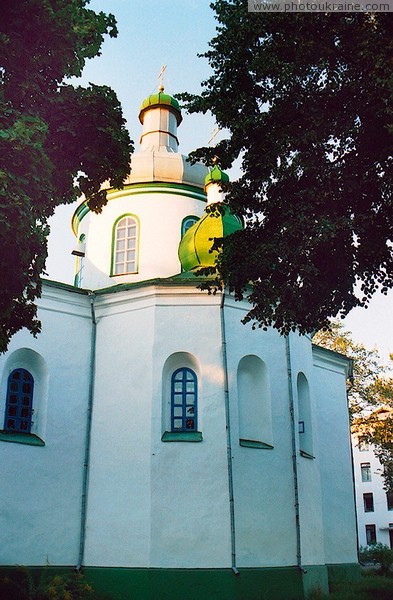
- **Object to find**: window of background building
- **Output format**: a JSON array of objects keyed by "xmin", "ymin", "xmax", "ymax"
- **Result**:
[
  {"xmin": 387, "ymin": 491, "xmax": 393, "ymax": 511},
  {"xmin": 365, "ymin": 524, "xmax": 377, "ymax": 545},
  {"xmin": 361, "ymin": 463, "xmax": 372, "ymax": 482},
  {"xmin": 363, "ymin": 492, "xmax": 374, "ymax": 512}
]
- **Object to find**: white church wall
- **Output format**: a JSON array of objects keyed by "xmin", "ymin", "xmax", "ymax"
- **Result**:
[
  {"xmin": 287, "ymin": 334, "xmax": 326, "ymax": 567},
  {"xmin": 74, "ymin": 186, "xmax": 206, "ymax": 290},
  {"xmin": 223, "ymin": 300, "xmax": 299, "ymax": 567},
  {"xmin": 83, "ymin": 286, "xmax": 233, "ymax": 568},
  {"xmin": 150, "ymin": 291, "xmax": 232, "ymax": 567},
  {"xmin": 83, "ymin": 289, "xmax": 156, "ymax": 567},
  {"xmin": 0, "ymin": 282, "xmax": 92, "ymax": 566},
  {"xmin": 312, "ymin": 346, "xmax": 358, "ymax": 565},
  {"xmin": 0, "ymin": 280, "xmax": 358, "ymax": 573}
]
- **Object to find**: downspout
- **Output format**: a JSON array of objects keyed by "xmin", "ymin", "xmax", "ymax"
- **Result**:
[
  {"xmin": 285, "ymin": 334, "xmax": 306, "ymax": 574},
  {"xmin": 347, "ymin": 360, "xmax": 361, "ymax": 563},
  {"xmin": 220, "ymin": 291, "xmax": 239, "ymax": 576},
  {"xmin": 76, "ymin": 291, "xmax": 97, "ymax": 571}
]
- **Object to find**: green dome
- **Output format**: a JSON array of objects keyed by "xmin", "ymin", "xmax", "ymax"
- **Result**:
[
  {"xmin": 178, "ymin": 206, "xmax": 242, "ymax": 272},
  {"xmin": 204, "ymin": 164, "xmax": 230, "ymax": 189},
  {"xmin": 139, "ymin": 90, "xmax": 182, "ymax": 125}
]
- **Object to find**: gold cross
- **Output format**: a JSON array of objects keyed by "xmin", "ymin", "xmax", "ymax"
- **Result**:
[
  {"xmin": 208, "ymin": 127, "xmax": 220, "ymax": 147},
  {"xmin": 158, "ymin": 65, "xmax": 167, "ymax": 92}
]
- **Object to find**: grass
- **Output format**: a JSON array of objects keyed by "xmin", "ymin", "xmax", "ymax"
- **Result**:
[{"xmin": 308, "ymin": 571, "xmax": 393, "ymax": 600}]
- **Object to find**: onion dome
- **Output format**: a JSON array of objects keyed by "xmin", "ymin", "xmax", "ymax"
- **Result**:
[
  {"xmin": 178, "ymin": 205, "xmax": 243, "ymax": 272},
  {"xmin": 136, "ymin": 85, "xmax": 182, "ymax": 154},
  {"xmin": 204, "ymin": 164, "xmax": 230, "ymax": 190},
  {"xmin": 204, "ymin": 164, "xmax": 230, "ymax": 205},
  {"xmin": 139, "ymin": 86, "xmax": 182, "ymax": 126}
]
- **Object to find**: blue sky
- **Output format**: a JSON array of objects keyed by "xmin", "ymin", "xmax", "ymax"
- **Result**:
[{"xmin": 45, "ymin": 0, "xmax": 393, "ymax": 363}]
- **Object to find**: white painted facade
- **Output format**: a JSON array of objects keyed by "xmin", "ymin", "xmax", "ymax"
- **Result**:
[
  {"xmin": 352, "ymin": 411, "xmax": 393, "ymax": 549},
  {"xmin": 0, "ymin": 89, "xmax": 359, "ymax": 596}
]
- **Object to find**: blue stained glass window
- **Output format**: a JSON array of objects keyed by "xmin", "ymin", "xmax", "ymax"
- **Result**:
[
  {"xmin": 4, "ymin": 369, "xmax": 34, "ymax": 433},
  {"xmin": 171, "ymin": 368, "xmax": 197, "ymax": 432}
]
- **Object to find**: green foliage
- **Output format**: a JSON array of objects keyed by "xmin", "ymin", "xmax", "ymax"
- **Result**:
[
  {"xmin": 359, "ymin": 544, "xmax": 393, "ymax": 577},
  {"xmin": 181, "ymin": 3, "xmax": 393, "ymax": 336},
  {"xmin": 313, "ymin": 320, "xmax": 391, "ymax": 414},
  {"xmin": 1, "ymin": 0, "xmax": 133, "ymax": 352},
  {"xmin": 0, "ymin": 568, "xmax": 111, "ymax": 600}
]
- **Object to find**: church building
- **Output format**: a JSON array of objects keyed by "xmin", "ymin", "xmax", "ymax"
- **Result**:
[{"xmin": 0, "ymin": 88, "xmax": 359, "ymax": 600}]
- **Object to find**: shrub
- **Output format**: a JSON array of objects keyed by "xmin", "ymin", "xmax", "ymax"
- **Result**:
[
  {"xmin": 0, "ymin": 569, "xmax": 111, "ymax": 600},
  {"xmin": 359, "ymin": 543, "xmax": 393, "ymax": 576}
]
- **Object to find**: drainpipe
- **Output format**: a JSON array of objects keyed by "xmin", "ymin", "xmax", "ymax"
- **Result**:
[
  {"xmin": 76, "ymin": 291, "xmax": 97, "ymax": 571},
  {"xmin": 220, "ymin": 291, "xmax": 239, "ymax": 576},
  {"xmin": 285, "ymin": 334, "xmax": 306, "ymax": 574},
  {"xmin": 347, "ymin": 359, "xmax": 360, "ymax": 563}
]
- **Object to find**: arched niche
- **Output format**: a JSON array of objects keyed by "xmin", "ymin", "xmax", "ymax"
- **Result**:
[{"xmin": 237, "ymin": 355, "xmax": 273, "ymax": 449}]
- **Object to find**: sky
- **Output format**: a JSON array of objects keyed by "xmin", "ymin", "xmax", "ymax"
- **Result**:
[{"xmin": 45, "ymin": 0, "xmax": 393, "ymax": 365}]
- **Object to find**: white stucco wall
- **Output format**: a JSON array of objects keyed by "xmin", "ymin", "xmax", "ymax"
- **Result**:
[
  {"xmin": 84, "ymin": 286, "xmax": 233, "ymax": 568},
  {"xmin": 223, "ymin": 300, "xmax": 299, "ymax": 567},
  {"xmin": 312, "ymin": 346, "xmax": 358, "ymax": 565},
  {"xmin": 0, "ymin": 282, "xmax": 91, "ymax": 566},
  {"xmin": 287, "ymin": 334, "xmax": 327, "ymax": 567},
  {"xmin": 74, "ymin": 185, "xmax": 206, "ymax": 291},
  {"xmin": 0, "ymin": 282, "xmax": 358, "ymax": 571}
]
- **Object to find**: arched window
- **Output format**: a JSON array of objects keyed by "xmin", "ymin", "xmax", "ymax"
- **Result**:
[
  {"xmin": 4, "ymin": 369, "xmax": 34, "ymax": 433},
  {"xmin": 181, "ymin": 215, "xmax": 199, "ymax": 238},
  {"xmin": 171, "ymin": 367, "xmax": 197, "ymax": 432},
  {"xmin": 112, "ymin": 215, "xmax": 138, "ymax": 275}
]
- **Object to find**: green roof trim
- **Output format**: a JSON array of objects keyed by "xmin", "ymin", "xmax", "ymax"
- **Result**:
[
  {"xmin": 41, "ymin": 278, "xmax": 89, "ymax": 295},
  {"xmin": 40, "ymin": 273, "xmax": 215, "ymax": 298},
  {"xmin": 139, "ymin": 91, "xmax": 182, "ymax": 125},
  {"xmin": 72, "ymin": 182, "xmax": 207, "ymax": 235},
  {"xmin": 95, "ymin": 273, "xmax": 215, "ymax": 296}
]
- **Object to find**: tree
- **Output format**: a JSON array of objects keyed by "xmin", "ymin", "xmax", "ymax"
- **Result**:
[
  {"xmin": 313, "ymin": 321, "xmax": 393, "ymax": 490},
  {"xmin": 1, "ymin": 0, "xmax": 133, "ymax": 352},
  {"xmin": 181, "ymin": 3, "xmax": 393, "ymax": 335}
]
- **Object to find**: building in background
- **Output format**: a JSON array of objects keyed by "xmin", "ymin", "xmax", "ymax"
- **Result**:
[
  {"xmin": 0, "ymin": 88, "xmax": 359, "ymax": 600},
  {"xmin": 352, "ymin": 407, "xmax": 393, "ymax": 549}
]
